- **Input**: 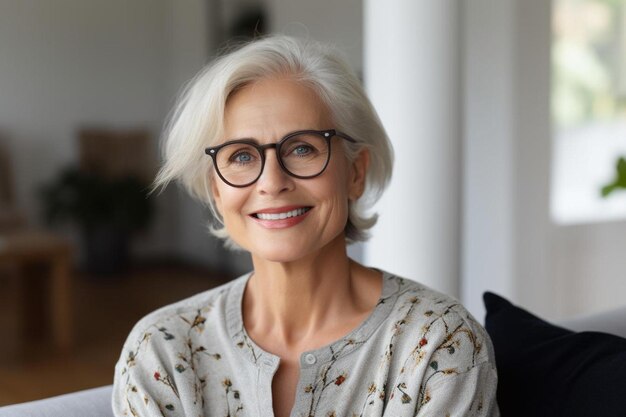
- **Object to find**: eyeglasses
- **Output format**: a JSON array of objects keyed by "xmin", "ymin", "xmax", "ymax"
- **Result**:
[{"xmin": 205, "ymin": 129, "xmax": 356, "ymax": 188}]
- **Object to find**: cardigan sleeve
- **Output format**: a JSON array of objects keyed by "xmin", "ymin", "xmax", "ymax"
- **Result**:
[
  {"xmin": 383, "ymin": 302, "xmax": 500, "ymax": 417},
  {"xmin": 413, "ymin": 359, "xmax": 499, "ymax": 417},
  {"xmin": 112, "ymin": 322, "xmax": 204, "ymax": 417},
  {"xmin": 410, "ymin": 306, "xmax": 501, "ymax": 417}
]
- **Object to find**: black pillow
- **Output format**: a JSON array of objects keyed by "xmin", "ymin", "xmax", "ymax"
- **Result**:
[{"xmin": 483, "ymin": 292, "xmax": 626, "ymax": 417}]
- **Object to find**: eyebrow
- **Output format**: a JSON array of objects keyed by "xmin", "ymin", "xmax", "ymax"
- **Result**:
[
  {"xmin": 221, "ymin": 129, "xmax": 317, "ymax": 144},
  {"xmin": 221, "ymin": 137, "xmax": 261, "ymax": 144}
]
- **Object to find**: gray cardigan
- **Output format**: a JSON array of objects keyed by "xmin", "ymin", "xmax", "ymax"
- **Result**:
[{"xmin": 112, "ymin": 271, "xmax": 499, "ymax": 416}]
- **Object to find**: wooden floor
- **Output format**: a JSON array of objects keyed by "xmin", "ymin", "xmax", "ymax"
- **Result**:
[{"xmin": 0, "ymin": 262, "xmax": 231, "ymax": 406}]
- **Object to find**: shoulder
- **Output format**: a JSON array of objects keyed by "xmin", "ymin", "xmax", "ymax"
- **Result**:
[
  {"xmin": 372, "ymin": 273, "xmax": 498, "ymax": 413},
  {"xmin": 112, "ymin": 275, "xmax": 250, "ymax": 417},
  {"xmin": 382, "ymin": 272, "xmax": 494, "ymax": 370}
]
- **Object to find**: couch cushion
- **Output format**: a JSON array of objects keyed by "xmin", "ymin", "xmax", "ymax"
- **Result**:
[
  {"xmin": 0, "ymin": 385, "xmax": 113, "ymax": 417},
  {"xmin": 484, "ymin": 292, "xmax": 626, "ymax": 417}
]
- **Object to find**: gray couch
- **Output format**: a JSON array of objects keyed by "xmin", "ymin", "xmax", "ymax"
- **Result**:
[
  {"xmin": 2, "ymin": 305, "xmax": 626, "ymax": 417},
  {"xmin": 0, "ymin": 386, "xmax": 113, "ymax": 417}
]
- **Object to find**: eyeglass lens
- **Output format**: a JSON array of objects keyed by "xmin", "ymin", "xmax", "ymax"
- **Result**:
[{"xmin": 215, "ymin": 132, "xmax": 330, "ymax": 186}]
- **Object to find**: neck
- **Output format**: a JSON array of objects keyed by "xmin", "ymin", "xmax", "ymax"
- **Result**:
[{"xmin": 243, "ymin": 236, "xmax": 378, "ymax": 352}]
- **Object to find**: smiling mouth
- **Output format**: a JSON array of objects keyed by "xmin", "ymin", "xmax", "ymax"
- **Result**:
[{"xmin": 252, "ymin": 207, "xmax": 312, "ymax": 220}]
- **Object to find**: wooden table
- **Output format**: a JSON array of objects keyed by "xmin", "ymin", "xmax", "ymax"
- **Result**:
[{"xmin": 0, "ymin": 230, "xmax": 73, "ymax": 351}]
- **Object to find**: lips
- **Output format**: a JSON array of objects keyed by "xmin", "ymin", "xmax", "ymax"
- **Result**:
[{"xmin": 251, "ymin": 206, "xmax": 312, "ymax": 220}]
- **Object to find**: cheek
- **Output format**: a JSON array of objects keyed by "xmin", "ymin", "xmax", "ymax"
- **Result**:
[
  {"xmin": 212, "ymin": 179, "xmax": 240, "ymax": 218},
  {"xmin": 321, "ymin": 177, "xmax": 352, "ymax": 219},
  {"xmin": 218, "ymin": 188, "xmax": 245, "ymax": 213}
]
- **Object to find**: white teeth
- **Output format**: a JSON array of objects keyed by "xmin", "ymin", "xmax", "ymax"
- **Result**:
[{"xmin": 256, "ymin": 207, "xmax": 310, "ymax": 220}]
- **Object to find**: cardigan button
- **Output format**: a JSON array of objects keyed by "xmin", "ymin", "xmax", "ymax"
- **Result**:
[{"xmin": 304, "ymin": 353, "xmax": 316, "ymax": 365}]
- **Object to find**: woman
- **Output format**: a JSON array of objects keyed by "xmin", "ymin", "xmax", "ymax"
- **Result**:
[{"xmin": 113, "ymin": 36, "xmax": 499, "ymax": 417}]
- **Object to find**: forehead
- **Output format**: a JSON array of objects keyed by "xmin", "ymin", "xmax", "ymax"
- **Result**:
[{"xmin": 223, "ymin": 77, "xmax": 333, "ymax": 139}]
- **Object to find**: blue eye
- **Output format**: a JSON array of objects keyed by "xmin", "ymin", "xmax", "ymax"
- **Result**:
[
  {"xmin": 293, "ymin": 145, "xmax": 313, "ymax": 156},
  {"xmin": 229, "ymin": 150, "xmax": 258, "ymax": 165},
  {"xmin": 235, "ymin": 153, "xmax": 253, "ymax": 162}
]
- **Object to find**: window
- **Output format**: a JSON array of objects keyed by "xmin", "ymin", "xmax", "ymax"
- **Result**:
[{"xmin": 552, "ymin": 0, "xmax": 626, "ymax": 224}]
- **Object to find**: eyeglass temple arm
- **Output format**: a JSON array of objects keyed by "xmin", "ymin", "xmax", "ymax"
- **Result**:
[{"xmin": 334, "ymin": 131, "xmax": 357, "ymax": 143}]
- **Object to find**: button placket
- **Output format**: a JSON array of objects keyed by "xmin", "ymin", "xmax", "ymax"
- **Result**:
[{"xmin": 304, "ymin": 353, "xmax": 316, "ymax": 365}]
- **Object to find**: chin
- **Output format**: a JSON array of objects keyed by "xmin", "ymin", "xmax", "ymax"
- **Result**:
[
  {"xmin": 243, "ymin": 234, "xmax": 319, "ymax": 263},
  {"xmin": 250, "ymin": 245, "xmax": 310, "ymax": 264},
  {"xmin": 247, "ymin": 233, "xmax": 347, "ymax": 265}
]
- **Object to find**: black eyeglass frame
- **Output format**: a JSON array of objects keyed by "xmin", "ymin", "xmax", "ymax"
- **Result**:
[{"xmin": 205, "ymin": 129, "xmax": 357, "ymax": 188}]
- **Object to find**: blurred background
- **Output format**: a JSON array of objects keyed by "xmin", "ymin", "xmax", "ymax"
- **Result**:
[{"xmin": 1, "ymin": 0, "xmax": 626, "ymax": 406}]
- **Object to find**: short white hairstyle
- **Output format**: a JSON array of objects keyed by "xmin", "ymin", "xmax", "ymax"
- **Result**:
[{"xmin": 153, "ymin": 35, "xmax": 393, "ymax": 248}]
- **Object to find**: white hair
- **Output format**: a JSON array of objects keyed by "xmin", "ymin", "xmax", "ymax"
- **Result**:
[{"xmin": 153, "ymin": 35, "xmax": 393, "ymax": 249}]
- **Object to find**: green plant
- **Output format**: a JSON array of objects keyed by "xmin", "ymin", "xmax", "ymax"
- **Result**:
[
  {"xmin": 40, "ymin": 167, "xmax": 154, "ymax": 231},
  {"xmin": 601, "ymin": 157, "xmax": 626, "ymax": 197}
]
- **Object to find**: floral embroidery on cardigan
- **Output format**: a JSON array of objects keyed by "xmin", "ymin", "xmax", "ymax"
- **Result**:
[
  {"xmin": 305, "ymin": 338, "xmax": 366, "ymax": 416},
  {"xmin": 113, "ymin": 274, "xmax": 498, "ymax": 417}
]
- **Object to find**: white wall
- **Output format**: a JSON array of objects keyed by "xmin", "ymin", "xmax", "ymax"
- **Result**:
[
  {"xmin": 0, "ymin": 0, "xmax": 239, "ymax": 269},
  {"xmin": 364, "ymin": 0, "xmax": 461, "ymax": 298},
  {"xmin": 553, "ymin": 222, "xmax": 626, "ymax": 316},
  {"xmin": 461, "ymin": 0, "xmax": 516, "ymax": 318},
  {"xmin": 463, "ymin": 0, "xmax": 556, "ymax": 320},
  {"xmin": 265, "ymin": 0, "xmax": 363, "ymax": 72},
  {"xmin": 0, "ymin": 0, "xmax": 177, "ymax": 258},
  {"xmin": 0, "ymin": 0, "xmax": 167, "ymax": 220},
  {"xmin": 512, "ymin": 0, "xmax": 554, "ymax": 317}
]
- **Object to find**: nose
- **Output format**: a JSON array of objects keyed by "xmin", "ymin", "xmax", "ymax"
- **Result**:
[{"xmin": 256, "ymin": 148, "xmax": 294, "ymax": 195}]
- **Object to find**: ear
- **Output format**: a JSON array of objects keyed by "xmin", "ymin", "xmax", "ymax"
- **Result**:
[{"xmin": 348, "ymin": 148, "xmax": 370, "ymax": 201}]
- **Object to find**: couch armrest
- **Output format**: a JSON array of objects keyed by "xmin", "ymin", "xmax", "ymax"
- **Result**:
[{"xmin": 0, "ymin": 385, "xmax": 113, "ymax": 417}]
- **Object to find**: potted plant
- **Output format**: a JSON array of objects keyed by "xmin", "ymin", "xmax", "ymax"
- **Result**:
[
  {"xmin": 40, "ymin": 167, "xmax": 154, "ymax": 275},
  {"xmin": 602, "ymin": 157, "xmax": 626, "ymax": 197}
]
